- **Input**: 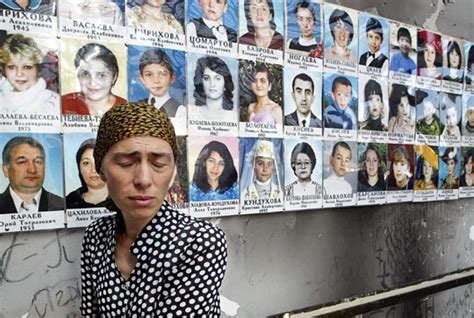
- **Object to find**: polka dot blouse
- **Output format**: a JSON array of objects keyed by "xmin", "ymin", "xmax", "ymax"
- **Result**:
[{"xmin": 80, "ymin": 201, "xmax": 227, "ymax": 317}]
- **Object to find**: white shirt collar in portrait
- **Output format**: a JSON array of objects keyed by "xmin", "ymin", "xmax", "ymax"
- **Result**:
[
  {"xmin": 10, "ymin": 187, "xmax": 42, "ymax": 214},
  {"xmin": 296, "ymin": 112, "xmax": 312, "ymax": 127},
  {"xmin": 148, "ymin": 92, "xmax": 171, "ymax": 110}
]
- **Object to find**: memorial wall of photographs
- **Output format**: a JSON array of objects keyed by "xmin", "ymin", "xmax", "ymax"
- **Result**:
[{"xmin": 0, "ymin": 0, "xmax": 473, "ymax": 233}]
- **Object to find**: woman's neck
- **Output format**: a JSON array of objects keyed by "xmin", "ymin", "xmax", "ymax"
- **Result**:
[
  {"xmin": 255, "ymin": 96, "xmax": 271, "ymax": 109},
  {"xmin": 82, "ymin": 185, "xmax": 108, "ymax": 204},
  {"xmin": 206, "ymin": 98, "xmax": 224, "ymax": 111},
  {"xmin": 254, "ymin": 27, "xmax": 274, "ymax": 47},
  {"xmin": 143, "ymin": 3, "xmax": 163, "ymax": 17},
  {"xmin": 85, "ymin": 95, "xmax": 115, "ymax": 116},
  {"xmin": 367, "ymin": 175, "xmax": 379, "ymax": 186},
  {"xmin": 396, "ymin": 177, "xmax": 408, "ymax": 188}
]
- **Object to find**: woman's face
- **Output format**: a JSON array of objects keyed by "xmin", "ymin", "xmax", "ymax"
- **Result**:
[
  {"xmin": 252, "ymin": 71, "xmax": 271, "ymax": 98},
  {"xmin": 202, "ymin": 67, "xmax": 225, "ymax": 101},
  {"xmin": 398, "ymin": 96, "xmax": 410, "ymax": 119},
  {"xmin": 77, "ymin": 58, "xmax": 115, "ymax": 102},
  {"xmin": 205, "ymin": 151, "xmax": 225, "ymax": 185},
  {"xmin": 447, "ymin": 158, "xmax": 455, "ymax": 175},
  {"xmin": 422, "ymin": 159, "xmax": 433, "ymax": 180},
  {"xmin": 4, "ymin": 54, "xmax": 39, "ymax": 92},
  {"xmin": 393, "ymin": 158, "xmax": 409, "ymax": 184},
  {"xmin": 465, "ymin": 157, "xmax": 473, "ymax": 174},
  {"xmin": 449, "ymin": 49, "xmax": 460, "ymax": 69},
  {"xmin": 365, "ymin": 149, "xmax": 379, "ymax": 179},
  {"xmin": 80, "ymin": 148, "xmax": 106, "ymax": 190},
  {"xmin": 368, "ymin": 94, "xmax": 383, "ymax": 119},
  {"xmin": 248, "ymin": 0, "xmax": 271, "ymax": 30},
  {"xmin": 294, "ymin": 153, "xmax": 312, "ymax": 181},
  {"xmin": 423, "ymin": 43, "xmax": 436, "ymax": 68},
  {"xmin": 333, "ymin": 19, "xmax": 350, "ymax": 48}
]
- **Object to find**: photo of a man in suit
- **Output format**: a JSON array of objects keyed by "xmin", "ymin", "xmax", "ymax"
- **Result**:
[
  {"xmin": 0, "ymin": 136, "xmax": 63, "ymax": 214},
  {"xmin": 284, "ymin": 73, "xmax": 321, "ymax": 127}
]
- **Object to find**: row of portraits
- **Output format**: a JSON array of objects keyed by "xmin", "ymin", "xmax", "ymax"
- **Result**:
[
  {"xmin": 1, "ymin": 0, "xmax": 474, "ymax": 89},
  {"xmin": 0, "ymin": 131, "xmax": 473, "ymax": 233},
  {"xmin": 1, "ymin": 31, "xmax": 474, "ymax": 146}
]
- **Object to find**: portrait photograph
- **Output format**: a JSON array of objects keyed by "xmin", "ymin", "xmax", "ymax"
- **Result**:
[
  {"xmin": 167, "ymin": 136, "xmax": 189, "ymax": 212},
  {"xmin": 286, "ymin": 0, "xmax": 322, "ymax": 59},
  {"xmin": 188, "ymin": 136, "xmax": 239, "ymax": 208},
  {"xmin": 465, "ymin": 42, "xmax": 474, "ymax": 92},
  {"xmin": 60, "ymin": 37, "xmax": 127, "ymax": 118},
  {"xmin": 126, "ymin": 0, "xmax": 184, "ymax": 34},
  {"xmin": 459, "ymin": 147, "xmax": 474, "ymax": 197},
  {"xmin": 187, "ymin": 52, "xmax": 238, "ymax": 132},
  {"xmin": 284, "ymin": 139, "xmax": 323, "ymax": 211},
  {"xmin": 387, "ymin": 83, "xmax": 416, "ymax": 140},
  {"xmin": 283, "ymin": 67, "xmax": 322, "ymax": 136},
  {"xmin": 322, "ymin": 140, "xmax": 357, "ymax": 207},
  {"xmin": 128, "ymin": 44, "xmax": 186, "ymax": 135},
  {"xmin": 0, "ymin": 0, "xmax": 57, "ymax": 15},
  {"xmin": 389, "ymin": 22, "xmax": 417, "ymax": 81},
  {"xmin": 323, "ymin": 3, "xmax": 358, "ymax": 74},
  {"xmin": 238, "ymin": 0, "xmax": 284, "ymax": 51},
  {"xmin": 413, "ymin": 144, "xmax": 438, "ymax": 201},
  {"xmin": 439, "ymin": 92, "xmax": 462, "ymax": 143},
  {"xmin": 386, "ymin": 144, "xmax": 415, "ymax": 194},
  {"xmin": 357, "ymin": 142, "xmax": 387, "ymax": 205},
  {"xmin": 357, "ymin": 75, "xmax": 388, "ymax": 134},
  {"xmin": 442, "ymin": 37, "xmax": 464, "ymax": 85},
  {"xmin": 415, "ymin": 88, "xmax": 440, "ymax": 144},
  {"xmin": 438, "ymin": 146, "xmax": 460, "ymax": 195},
  {"xmin": 322, "ymin": 72, "xmax": 358, "ymax": 140},
  {"xmin": 239, "ymin": 60, "xmax": 283, "ymax": 137},
  {"xmin": 462, "ymin": 94, "xmax": 474, "ymax": 140},
  {"xmin": 417, "ymin": 29, "xmax": 442, "ymax": 81},
  {"xmin": 240, "ymin": 137, "xmax": 284, "ymax": 214},
  {"xmin": 0, "ymin": 132, "xmax": 64, "ymax": 215},
  {"xmin": 186, "ymin": 0, "xmax": 238, "ymax": 43},
  {"xmin": 358, "ymin": 12, "xmax": 389, "ymax": 75},
  {"xmin": 0, "ymin": 31, "xmax": 61, "ymax": 133},
  {"xmin": 59, "ymin": 0, "xmax": 125, "ymax": 26}
]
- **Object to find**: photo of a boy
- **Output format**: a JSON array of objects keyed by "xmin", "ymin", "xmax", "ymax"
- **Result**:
[
  {"xmin": 137, "ymin": 48, "xmax": 186, "ymax": 119},
  {"xmin": 187, "ymin": 0, "xmax": 237, "ymax": 42},
  {"xmin": 390, "ymin": 26, "xmax": 416, "ymax": 75},
  {"xmin": 324, "ymin": 75, "xmax": 357, "ymax": 130},
  {"xmin": 359, "ymin": 17, "xmax": 388, "ymax": 69}
]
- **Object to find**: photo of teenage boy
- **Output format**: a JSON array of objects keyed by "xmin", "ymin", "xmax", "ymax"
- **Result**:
[
  {"xmin": 358, "ymin": 144, "xmax": 386, "ymax": 192},
  {"xmin": 285, "ymin": 73, "xmax": 321, "ymax": 128},
  {"xmin": 359, "ymin": 17, "xmax": 388, "ymax": 70},
  {"xmin": 127, "ymin": 0, "xmax": 184, "ymax": 34},
  {"xmin": 187, "ymin": 0, "xmax": 237, "ymax": 42},
  {"xmin": 287, "ymin": 0, "xmax": 322, "ymax": 58},
  {"xmin": 389, "ymin": 26, "xmax": 416, "ymax": 75},
  {"xmin": 60, "ymin": 0, "xmax": 124, "ymax": 25},
  {"xmin": 439, "ymin": 147, "xmax": 459, "ymax": 189},
  {"xmin": 387, "ymin": 145, "xmax": 414, "ymax": 191},
  {"xmin": 462, "ymin": 96, "xmax": 474, "ymax": 136},
  {"xmin": 359, "ymin": 79, "xmax": 387, "ymax": 131},
  {"xmin": 443, "ymin": 40, "xmax": 463, "ymax": 83},
  {"xmin": 466, "ymin": 45, "xmax": 474, "ymax": 85},
  {"xmin": 323, "ymin": 141, "xmax": 354, "ymax": 195},
  {"xmin": 0, "ymin": 136, "xmax": 63, "ymax": 214},
  {"xmin": 417, "ymin": 30, "xmax": 442, "ymax": 80},
  {"xmin": 388, "ymin": 84, "xmax": 416, "ymax": 133},
  {"xmin": 0, "ymin": 0, "xmax": 56, "ymax": 15},
  {"xmin": 137, "ymin": 48, "xmax": 185, "ymax": 119},
  {"xmin": 440, "ymin": 93, "xmax": 461, "ymax": 138},
  {"xmin": 324, "ymin": 7, "xmax": 357, "ymax": 64},
  {"xmin": 416, "ymin": 89, "xmax": 440, "ymax": 136},
  {"xmin": 324, "ymin": 75, "xmax": 357, "ymax": 130}
]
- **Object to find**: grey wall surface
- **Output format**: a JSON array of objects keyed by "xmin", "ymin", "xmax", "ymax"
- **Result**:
[{"xmin": 1, "ymin": 1, "xmax": 474, "ymax": 317}]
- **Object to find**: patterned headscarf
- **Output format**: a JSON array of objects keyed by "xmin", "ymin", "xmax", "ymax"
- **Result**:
[{"xmin": 94, "ymin": 102, "xmax": 177, "ymax": 173}]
